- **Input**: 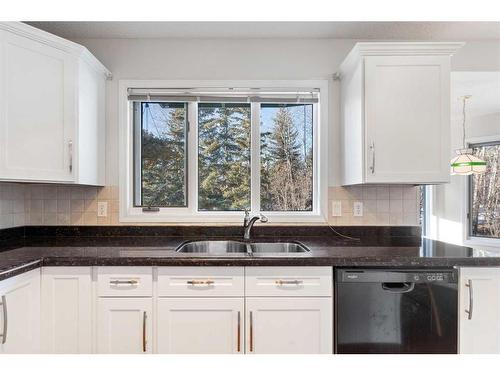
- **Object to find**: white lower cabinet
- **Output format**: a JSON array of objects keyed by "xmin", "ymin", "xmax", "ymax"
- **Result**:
[
  {"xmin": 97, "ymin": 298, "xmax": 152, "ymax": 354},
  {"xmin": 0, "ymin": 269, "xmax": 41, "ymax": 354},
  {"xmin": 1, "ymin": 265, "xmax": 333, "ymax": 354},
  {"xmin": 157, "ymin": 298, "xmax": 244, "ymax": 354},
  {"xmin": 245, "ymin": 297, "xmax": 332, "ymax": 354},
  {"xmin": 459, "ymin": 267, "xmax": 500, "ymax": 354},
  {"xmin": 41, "ymin": 267, "xmax": 92, "ymax": 353}
]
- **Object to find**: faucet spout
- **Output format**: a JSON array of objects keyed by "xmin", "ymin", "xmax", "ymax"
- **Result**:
[{"xmin": 243, "ymin": 212, "xmax": 268, "ymax": 241}]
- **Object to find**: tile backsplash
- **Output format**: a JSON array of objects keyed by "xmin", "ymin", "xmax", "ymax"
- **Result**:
[
  {"xmin": 327, "ymin": 185, "xmax": 420, "ymax": 226},
  {"xmin": 0, "ymin": 183, "xmax": 27, "ymax": 229},
  {"xmin": 0, "ymin": 182, "xmax": 420, "ymax": 228},
  {"xmin": 26, "ymin": 184, "xmax": 120, "ymax": 226}
]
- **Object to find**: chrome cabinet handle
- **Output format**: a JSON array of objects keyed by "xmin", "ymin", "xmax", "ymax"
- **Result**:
[
  {"xmin": 186, "ymin": 280, "xmax": 214, "ymax": 285},
  {"xmin": 109, "ymin": 280, "xmax": 138, "ymax": 285},
  {"xmin": 142, "ymin": 311, "xmax": 147, "ymax": 352},
  {"xmin": 249, "ymin": 311, "xmax": 254, "ymax": 352},
  {"xmin": 0, "ymin": 295, "xmax": 7, "ymax": 345},
  {"xmin": 369, "ymin": 141, "xmax": 375, "ymax": 174},
  {"xmin": 465, "ymin": 280, "xmax": 473, "ymax": 320},
  {"xmin": 68, "ymin": 140, "xmax": 73, "ymax": 173},
  {"xmin": 275, "ymin": 279, "xmax": 303, "ymax": 286},
  {"xmin": 237, "ymin": 311, "xmax": 241, "ymax": 352}
]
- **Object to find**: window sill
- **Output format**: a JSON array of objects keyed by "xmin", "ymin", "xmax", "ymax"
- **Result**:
[
  {"xmin": 465, "ymin": 237, "xmax": 500, "ymax": 250},
  {"xmin": 119, "ymin": 209, "xmax": 328, "ymax": 224}
]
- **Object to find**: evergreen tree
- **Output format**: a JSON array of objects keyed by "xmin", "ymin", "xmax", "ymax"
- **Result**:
[
  {"xmin": 198, "ymin": 103, "xmax": 251, "ymax": 210},
  {"xmin": 261, "ymin": 105, "xmax": 313, "ymax": 211},
  {"xmin": 141, "ymin": 103, "xmax": 186, "ymax": 207}
]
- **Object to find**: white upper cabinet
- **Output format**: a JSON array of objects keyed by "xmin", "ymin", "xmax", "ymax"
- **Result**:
[
  {"xmin": 0, "ymin": 22, "xmax": 110, "ymax": 185},
  {"xmin": 340, "ymin": 42, "xmax": 463, "ymax": 185}
]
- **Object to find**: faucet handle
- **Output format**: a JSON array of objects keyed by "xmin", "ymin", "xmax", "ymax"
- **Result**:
[{"xmin": 244, "ymin": 209, "xmax": 250, "ymax": 225}]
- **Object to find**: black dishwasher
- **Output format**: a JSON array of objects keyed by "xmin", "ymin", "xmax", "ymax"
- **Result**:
[{"xmin": 336, "ymin": 269, "xmax": 458, "ymax": 354}]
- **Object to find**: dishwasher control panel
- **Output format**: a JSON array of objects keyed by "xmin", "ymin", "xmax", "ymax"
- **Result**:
[{"xmin": 337, "ymin": 270, "xmax": 457, "ymax": 283}]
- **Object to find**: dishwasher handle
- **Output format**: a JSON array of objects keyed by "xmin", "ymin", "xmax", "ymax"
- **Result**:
[{"xmin": 381, "ymin": 282, "xmax": 415, "ymax": 293}]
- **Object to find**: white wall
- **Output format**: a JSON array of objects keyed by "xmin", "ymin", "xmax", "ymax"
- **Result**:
[
  {"xmin": 73, "ymin": 38, "xmax": 355, "ymax": 188},
  {"xmin": 1, "ymin": 37, "xmax": 498, "ymax": 229},
  {"xmin": 430, "ymin": 71, "xmax": 500, "ymax": 246},
  {"xmin": 59, "ymin": 38, "xmax": 500, "ymax": 228},
  {"xmin": 73, "ymin": 38, "xmax": 500, "ymax": 188}
]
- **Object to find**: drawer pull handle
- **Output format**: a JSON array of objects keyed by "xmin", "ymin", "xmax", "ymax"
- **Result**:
[
  {"xmin": 0, "ymin": 295, "xmax": 7, "ymax": 344},
  {"xmin": 465, "ymin": 279, "xmax": 473, "ymax": 320},
  {"xmin": 275, "ymin": 279, "xmax": 303, "ymax": 286},
  {"xmin": 237, "ymin": 311, "xmax": 241, "ymax": 352},
  {"xmin": 186, "ymin": 280, "xmax": 214, "ymax": 285},
  {"xmin": 68, "ymin": 140, "xmax": 73, "ymax": 173},
  {"xmin": 142, "ymin": 311, "xmax": 147, "ymax": 352},
  {"xmin": 249, "ymin": 311, "xmax": 254, "ymax": 352},
  {"xmin": 110, "ymin": 280, "xmax": 138, "ymax": 285}
]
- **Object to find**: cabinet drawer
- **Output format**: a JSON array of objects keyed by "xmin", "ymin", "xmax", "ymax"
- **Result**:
[
  {"xmin": 97, "ymin": 267, "xmax": 152, "ymax": 297},
  {"xmin": 245, "ymin": 267, "xmax": 332, "ymax": 297},
  {"xmin": 158, "ymin": 267, "xmax": 244, "ymax": 297}
]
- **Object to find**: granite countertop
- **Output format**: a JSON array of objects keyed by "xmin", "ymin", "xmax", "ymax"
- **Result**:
[
  {"xmin": 2, "ymin": 231, "xmax": 500, "ymax": 280},
  {"xmin": 1, "ymin": 225, "xmax": 500, "ymax": 281}
]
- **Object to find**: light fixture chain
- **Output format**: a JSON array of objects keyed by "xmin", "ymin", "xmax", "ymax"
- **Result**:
[{"xmin": 462, "ymin": 97, "xmax": 466, "ymax": 149}]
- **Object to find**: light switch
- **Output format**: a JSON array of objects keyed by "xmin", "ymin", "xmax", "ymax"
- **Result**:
[
  {"xmin": 353, "ymin": 201, "xmax": 363, "ymax": 217},
  {"xmin": 97, "ymin": 201, "xmax": 108, "ymax": 217},
  {"xmin": 331, "ymin": 201, "xmax": 342, "ymax": 217}
]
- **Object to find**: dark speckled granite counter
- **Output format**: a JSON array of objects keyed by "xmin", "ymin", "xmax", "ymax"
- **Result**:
[{"xmin": 1, "ymin": 225, "xmax": 500, "ymax": 281}]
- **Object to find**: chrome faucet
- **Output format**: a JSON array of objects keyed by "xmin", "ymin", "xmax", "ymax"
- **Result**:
[{"xmin": 243, "ymin": 209, "xmax": 268, "ymax": 241}]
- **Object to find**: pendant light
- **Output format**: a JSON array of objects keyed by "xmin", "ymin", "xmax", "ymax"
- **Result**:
[{"xmin": 450, "ymin": 95, "xmax": 487, "ymax": 175}]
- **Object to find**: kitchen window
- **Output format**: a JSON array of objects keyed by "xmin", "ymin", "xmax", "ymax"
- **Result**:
[
  {"xmin": 468, "ymin": 141, "xmax": 500, "ymax": 240},
  {"xmin": 121, "ymin": 81, "xmax": 328, "ymax": 223},
  {"xmin": 198, "ymin": 103, "xmax": 251, "ymax": 211},
  {"xmin": 260, "ymin": 103, "xmax": 313, "ymax": 211},
  {"xmin": 133, "ymin": 102, "xmax": 188, "ymax": 208}
]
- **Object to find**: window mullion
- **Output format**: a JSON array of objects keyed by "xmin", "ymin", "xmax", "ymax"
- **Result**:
[
  {"xmin": 250, "ymin": 102, "xmax": 261, "ymax": 213},
  {"xmin": 187, "ymin": 102, "xmax": 198, "ymax": 214},
  {"xmin": 313, "ymin": 103, "xmax": 319, "ymax": 214},
  {"xmin": 132, "ymin": 102, "xmax": 142, "ymax": 206}
]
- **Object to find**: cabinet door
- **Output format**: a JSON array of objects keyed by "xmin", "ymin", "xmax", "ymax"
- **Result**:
[
  {"xmin": 41, "ymin": 267, "xmax": 92, "ymax": 353},
  {"xmin": 0, "ymin": 30, "xmax": 76, "ymax": 182},
  {"xmin": 364, "ymin": 55, "xmax": 450, "ymax": 184},
  {"xmin": 157, "ymin": 298, "xmax": 244, "ymax": 354},
  {"xmin": 0, "ymin": 269, "xmax": 41, "ymax": 354},
  {"xmin": 246, "ymin": 297, "xmax": 332, "ymax": 354},
  {"xmin": 97, "ymin": 298, "xmax": 152, "ymax": 354},
  {"xmin": 459, "ymin": 268, "xmax": 500, "ymax": 353}
]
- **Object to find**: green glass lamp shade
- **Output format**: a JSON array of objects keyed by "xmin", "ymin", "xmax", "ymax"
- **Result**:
[{"xmin": 450, "ymin": 149, "xmax": 487, "ymax": 175}]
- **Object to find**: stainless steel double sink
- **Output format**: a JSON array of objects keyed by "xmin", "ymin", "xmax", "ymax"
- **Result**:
[{"xmin": 176, "ymin": 240, "xmax": 310, "ymax": 256}]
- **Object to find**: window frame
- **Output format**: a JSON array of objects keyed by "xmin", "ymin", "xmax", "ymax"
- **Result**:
[
  {"xmin": 119, "ymin": 80, "xmax": 329, "ymax": 223},
  {"xmin": 465, "ymin": 138, "xmax": 500, "ymax": 246},
  {"xmin": 133, "ymin": 101, "xmax": 189, "ymax": 208},
  {"xmin": 197, "ymin": 101, "xmax": 252, "ymax": 212}
]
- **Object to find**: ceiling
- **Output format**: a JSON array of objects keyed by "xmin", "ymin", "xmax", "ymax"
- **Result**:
[
  {"xmin": 451, "ymin": 72, "xmax": 500, "ymax": 118},
  {"xmin": 24, "ymin": 21, "xmax": 500, "ymax": 40}
]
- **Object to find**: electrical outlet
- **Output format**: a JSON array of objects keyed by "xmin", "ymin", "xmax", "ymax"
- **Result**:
[
  {"xmin": 331, "ymin": 201, "xmax": 342, "ymax": 217},
  {"xmin": 353, "ymin": 201, "xmax": 363, "ymax": 217},
  {"xmin": 97, "ymin": 201, "xmax": 108, "ymax": 217}
]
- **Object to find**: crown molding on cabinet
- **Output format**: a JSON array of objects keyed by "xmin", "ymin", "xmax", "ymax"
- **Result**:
[
  {"xmin": 339, "ymin": 42, "xmax": 465, "ymax": 76},
  {"xmin": 0, "ymin": 22, "xmax": 112, "ymax": 79}
]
